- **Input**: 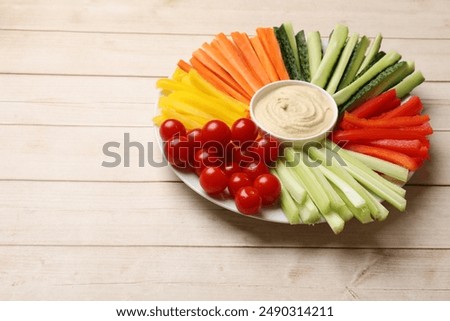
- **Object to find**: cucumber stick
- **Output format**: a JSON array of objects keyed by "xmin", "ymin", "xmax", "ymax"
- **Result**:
[
  {"xmin": 337, "ymin": 36, "xmax": 370, "ymax": 91},
  {"xmin": 355, "ymin": 51, "xmax": 386, "ymax": 80},
  {"xmin": 311, "ymin": 24, "xmax": 349, "ymax": 88},
  {"xmin": 282, "ymin": 22, "xmax": 300, "ymax": 72},
  {"xmin": 307, "ymin": 31, "xmax": 322, "ymax": 79},
  {"xmin": 295, "ymin": 30, "xmax": 310, "ymax": 82},
  {"xmin": 284, "ymin": 148, "xmax": 331, "ymax": 215},
  {"xmin": 333, "ymin": 50, "xmax": 401, "ymax": 106},
  {"xmin": 358, "ymin": 33, "xmax": 383, "ymax": 74},
  {"xmin": 326, "ymin": 32, "xmax": 359, "ymax": 94},
  {"xmin": 393, "ymin": 70, "xmax": 425, "ymax": 99},
  {"xmin": 339, "ymin": 60, "xmax": 413, "ymax": 113},
  {"xmin": 275, "ymin": 25, "xmax": 301, "ymax": 80}
]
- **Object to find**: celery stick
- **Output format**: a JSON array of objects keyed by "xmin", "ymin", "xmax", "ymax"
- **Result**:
[
  {"xmin": 307, "ymin": 31, "xmax": 323, "ymax": 79},
  {"xmin": 317, "ymin": 165, "xmax": 366, "ymax": 209},
  {"xmin": 321, "ymin": 210, "xmax": 345, "ymax": 234},
  {"xmin": 358, "ymin": 33, "xmax": 383, "ymax": 74},
  {"xmin": 325, "ymin": 140, "xmax": 407, "ymax": 196},
  {"xmin": 367, "ymin": 192, "xmax": 389, "ymax": 221},
  {"xmin": 344, "ymin": 164, "xmax": 406, "ymax": 211},
  {"xmin": 311, "ymin": 24, "xmax": 348, "ymax": 88},
  {"xmin": 284, "ymin": 148, "xmax": 331, "ymax": 215},
  {"xmin": 338, "ymin": 202, "xmax": 354, "ymax": 222},
  {"xmin": 308, "ymin": 161, "xmax": 346, "ymax": 212},
  {"xmin": 308, "ymin": 146, "xmax": 379, "ymax": 218},
  {"xmin": 271, "ymin": 170, "xmax": 301, "ymax": 224},
  {"xmin": 332, "ymin": 182, "xmax": 373, "ymax": 224},
  {"xmin": 343, "ymin": 149, "xmax": 409, "ymax": 182},
  {"xmin": 299, "ymin": 194, "xmax": 323, "ymax": 224},
  {"xmin": 326, "ymin": 32, "xmax": 359, "ymax": 94},
  {"xmin": 333, "ymin": 50, "xmax": 401, "ymax": 106},
  {"xmin": 275, "ymin": 160, "xmax": 307, "ymax": 204}
]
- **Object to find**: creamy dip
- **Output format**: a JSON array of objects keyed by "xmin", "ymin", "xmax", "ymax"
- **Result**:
[{"xmin": 253, "ymin": 84, "xmax": 335, "ymax": 138}]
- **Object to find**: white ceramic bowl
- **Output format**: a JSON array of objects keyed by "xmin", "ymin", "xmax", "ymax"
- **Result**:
[{"xmin": 249, "ymin": 80, "xmax": 338, "ymax": 147}]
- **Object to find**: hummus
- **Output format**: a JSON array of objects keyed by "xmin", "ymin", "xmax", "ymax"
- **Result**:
[{"xmin": 253, "ymin": 84, "xmax": 335, "ymax": 138}]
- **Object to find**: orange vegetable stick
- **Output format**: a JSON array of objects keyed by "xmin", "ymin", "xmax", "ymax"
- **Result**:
[
  {"xmin": 192, "ymin": 48, "xmax": 242, "ymax": 94},
  {"xmin": 250, "ymin": 36, "xmax": 279, "ymax": 83},
  {"xmin": 231, "ymin": 32, "xmax": 271, "ymax": 85},
  {"xmin": 190, "ymin": 56, "xmax": 250, "ymax": 104},
  {"xmin": 215, "ymin": 33, "xmax": 264, "ymax": 91},
  {"xmin": 204, "ymin": 40, "xmax": 254, "ymax": 97},
  {"xmin": 256, "ymin": 28, "xmax": 289, "ymax": 80},
  {"xmin": 177, "ymin": 59, "xmax": 192, "ymax": 73}
]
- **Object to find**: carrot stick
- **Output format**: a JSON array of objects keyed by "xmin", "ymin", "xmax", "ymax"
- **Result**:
[
  {"xmin": 250, "ymin": 36, "xmax": 279, "ymax": 83},
  {"xmin": 256, "ymin": 28, "xmax": 289, "ymax": 80},
  {"xmin": 192, "ymin": 48, "xmax": 242, "ymax": 94},
  {"xmin": 190, "ymin": 56, "xmax": 250, "ymax": 104},
  {"xmin": 215, "ymin": 33, "xmax": 264, "ymax": 92},
  {"xmin": 231, "ymin": 32, "xmax": 271, "ymax": 86},
  {"xmin": 177, "ymin": 59, "xmax": 192, "ymax": 73}
]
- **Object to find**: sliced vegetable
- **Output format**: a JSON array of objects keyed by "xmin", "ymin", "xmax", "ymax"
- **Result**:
[
  {"xmin": 350, "ymin": 88, "xmax": 398, "ymax": 118},
  {"xmin": 337, "ymin": 36, "xmax": 370, "ymax": 91},
  {"xmin": 282, "ymin": 22, "xmax": 300, "ymax": 71},
  {"xmin": 306, "ymin": 31, "xmax": 323, "ymax": 79},
  {"xmin": 275, "ymin": 25, "xmax": 301, "ymax": 80},
  {"xmin": 295, "ymin": 30, "xmax": 310, "ymax": 82},
  {"xmin": 375, "ymin": 95, "xmax": 423, "ymax": 119},
  {"xmin": 326, "ymin": 32, "xmax": 359, "ymax": 94},
  {"xmin": 332, "ymin": 128, "xmax": 430, "ymax": 142},
  {"xmin": 250, "ymin": 36, "xmax": 279, "ymax": 83},
  {"xmin": 256, "ymin": 27, "xmax": 290, "ymax": 80},
  {"xmin": 343, "ymin": 112, "xmax": 430, "ymax": 128},
  {"xmin": 177, "ymin": 59, "xmax": 192, "ymax": 72},
  {"xmin": 311, "ymin": 24, "xmax": 349, "ymax": 88},
  {"xmin": 393, "ymin": 71, "xmax": 425, "ymax": 98},
  {"xmin": 367, "ymin": 139, "xmax": 428, "ymax": 159},
  {"xmin": 355, "ymin": 51, "xmax": 386, "ymax": 80},
  {"xmin": 275, "ymin": 160, "xmax": 307, "ymax": 204},
  {"xmin": 358, "ymin": 33, "xmax": 383, "ymax": 74}
]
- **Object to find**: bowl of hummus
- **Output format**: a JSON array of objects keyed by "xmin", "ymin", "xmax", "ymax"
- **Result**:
[{"xmin": 250, "ymin": 80, "xmax": 338, "ymax": 147}]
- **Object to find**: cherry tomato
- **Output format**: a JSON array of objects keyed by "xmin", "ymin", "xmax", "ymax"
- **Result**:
[
  {"xmin": 253, "ymin": 174, "xmax": 281, "ymax": 205},
  {"xmin": 193, "ymin": 149, "xmax": 222, "ymax": 176},
  {"xmin": 199, "ymin": 167, "xmax": 228, "ymax": 195},
  {"xmin": 234, "ymin": 186, "xmax": 262, "ymax": 215},
  {"xmin": 223, "ymin": 162, "xmax": 241, "ymax": 177},
  {"xmin": 202, "ymin": 120, "xmax": 231, "ymax": 149},
  {"xmin": 186, "ymin": 128, "xmax": 203, "ymax": 159},
  {"xmin": 231, "ymin": 118, "xmax": 258, "ymax": 147},
  {"xmin": 228, "ymin": 172, "xmax": 252, "ymax": 197},
  {"xmin": 164, "ymin": 135, "xmax": 190, "ymax": 168},
  {"xmin": 251, "ymin": 135, "xmax": 280, "ymax": 164},
  {"xmin": 159, "ymin": 119, "xmax": 186, "ymax": 141},
  {"xmin": 242, "ymin": 161, "xmax": 269, "ymax": 181}
]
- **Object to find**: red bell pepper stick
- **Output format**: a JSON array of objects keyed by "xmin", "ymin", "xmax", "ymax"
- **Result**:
[
  {"xmin": 368, "ymin": 139, "xmax": 429, "ymax": 159},
  {"xmin": 350, "ymin": 89, "xmax": 399, "ymax": 118},
  {"xmin": 331, "ymin": 128, "xmax": 430, "ymax": 143},
  {"xmin": 399, "ymin": 122, "xmax": 433, "ymax": 135},
  {"xmin": 344, "ymin": 144, "xmax": 421, "ymax": 171},
  {"xmin": 375, "ymin": 96, "xmax": 423, "ymax": 119},
  {"xmin": 343, "ymin": 112, "xmax": 430, "ymax": 128}
]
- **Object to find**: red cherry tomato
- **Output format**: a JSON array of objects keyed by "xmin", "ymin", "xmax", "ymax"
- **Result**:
[
  {"xmin": 186, "ymin": 128, "xmax": 203, "ymax": 159},
  {"xmin": 193, "ymin": 149, "xmax": 221, "ymax": 176},
  {"xmin": 202, "ymin": 120, "xmax": 231, "ymax": 149},
  {"xmin": 199, "ymin": 167, "xmax": 228, "ymax": 195},
  {"xmin": 164, "ymin": 135, "xmax": 189, "ymax": 168},
  {"xmin": 234, "ymin": 186, "xmax": 262, "ymax": 215},
  {"xmin": 159, "ymin": 119, "xmax": 186, "ymax": 141},
  {"xmin": 231, "ymin": 118, "xmax": 258, "ymax": 147},
  {"xmin": 228, "ymin": 172, "xmax": 252, "ymax": 197},
  {"xmin": 223, "ymin": 162, "xmax": 241, "ymax": 177},
  {"xmin": 251, "ymin": 135, "xmax": 280, "ymax": 164},
  {"xmin": 253, "ymin": 174, "xmax": 281, "ymax": 205},
  {"xmin": 243, "ymin": 161, "xmax": 270, "ymax": 181}
]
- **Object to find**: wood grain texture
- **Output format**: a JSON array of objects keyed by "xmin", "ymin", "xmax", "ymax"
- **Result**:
[
  {"xmin": 0, "ymin": 31, "xmax": 448, "ymax": 80},
  {"xmin": 0, "ymin": 246, "xmax": 449, "ymax": 300},
  {"xmin": 1, "ymin": 0, "xmax": 449, "ymax": 39},
  {"xmin": 0, "ymin": 181, "xmax": 448, "ymax": 249}
]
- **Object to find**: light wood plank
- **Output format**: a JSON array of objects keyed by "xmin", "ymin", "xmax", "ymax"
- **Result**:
[
  {"xmin": 0, "ymin": 0, "xmax": 449, "ymax": 39},
  {"xmin": 0, "ymin": 246, "xmax": 448, "ymax": 300},
  {"xmin": 0, "ymin": 126, "xmax": 446, "ymax": 184},
  {"xmin": 0, "ymin": 31, "xmax": 448, "ymax": 80},
  {"xmin": 0, "ymin": 75, "xmax": 448, "ymax": 129},
  {"xmin": 0, "ymin": 181, "xmax": 448, "ymax": 248}
]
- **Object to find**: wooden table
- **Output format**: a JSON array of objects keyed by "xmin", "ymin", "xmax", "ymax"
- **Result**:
[{"xmin": 0, "ymin": 0, "xmax": 449, "ymax": 300}]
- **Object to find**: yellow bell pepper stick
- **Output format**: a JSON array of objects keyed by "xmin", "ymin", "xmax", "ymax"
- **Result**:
[
  {"xmin": 159, "ymin": 96, "xmax": 215, "ymax": 121},
  {"xmin": 171, "ymin": 67, "xmax": 188, "ymax": 82},
  {"xmin": 159, "ymin": 105, "xmax": 205, "ymax": 130},
  {"xmin": 152, "ymin": 114, "xmax": 166, "ymax": 127},
  {"xmin": 188, "ymin": 69, "xmax": 249, "ymax": 114},
  {"xmin": 156, "ymin": 78, "xmax": 192, "ymax": 93}
]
